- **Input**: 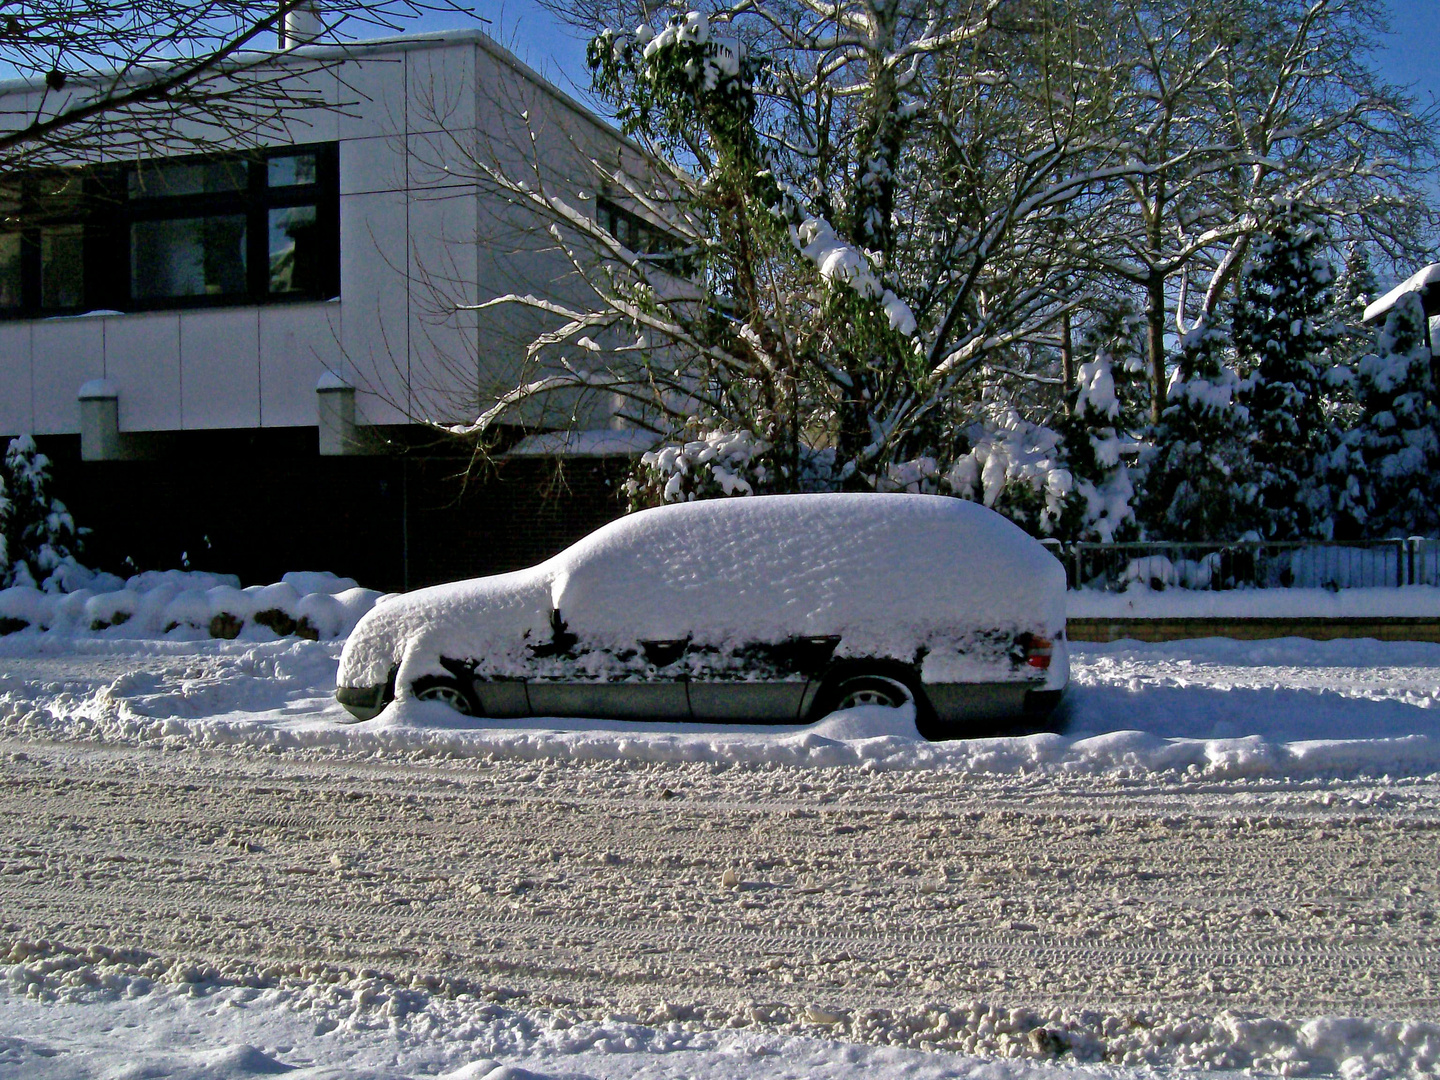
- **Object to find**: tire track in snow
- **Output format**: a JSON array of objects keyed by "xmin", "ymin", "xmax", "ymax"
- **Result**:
[{"xmin": 3, "ymin": 738, "xmax": 1439, "ymax": 1018}]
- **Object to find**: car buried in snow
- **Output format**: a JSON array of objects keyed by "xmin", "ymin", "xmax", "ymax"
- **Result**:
[{"xmin": 335, "ymin": 493, "xmax": 1068, "ymax": 738}]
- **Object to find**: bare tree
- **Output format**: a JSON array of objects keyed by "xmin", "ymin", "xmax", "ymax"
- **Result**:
[
  {"xmin": 401, "ymin": 0, "xmax": 1143, "ymax": 495},
  {"xmin": 391, "ymin": 0, "xmax": 1435, "ymax": 508}
]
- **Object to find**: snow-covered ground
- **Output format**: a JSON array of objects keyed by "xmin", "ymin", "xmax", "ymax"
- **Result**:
[
  {"xmin": 4, "ymin": 630, "xmax": 1440, "ymax": 1078},
  {"xmin": 4, "ymin": 633, "xmax": 1439, "ymax": 779},
  {"xmin": 0, "ymin": 978, "xmax": 1218, "ymax": 1080},
  {"xmin": 8, "ymin": 964, "xmax": 1434, "ymax": 1080}
]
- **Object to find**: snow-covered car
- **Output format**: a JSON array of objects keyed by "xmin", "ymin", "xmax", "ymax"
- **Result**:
[{"xmin": 335, "ymin": 493, "xmax": 1068, "ymax": 736}]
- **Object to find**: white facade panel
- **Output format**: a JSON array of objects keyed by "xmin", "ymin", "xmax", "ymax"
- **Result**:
[
  {"xmin": 0, "ymin": 322, "xmax": 32, "ymax": 436},
  {"xmin": 337, "ymin": 56, "xmax": 409, "ymax": 141},
  {"xmin": 180, "ymin": 309, "xmax": 261, "ymax": 429},
  {"xmin": 407, "ymin": 41, "xmax": 476, "ymax": 137},
  {"xmin": 340, "ymin": 133, "xmax": 407, "ymax": 197},
  {"xmin": 260, "ymin": 302, "xmax": 341, "ymax": 427},
  {"xmin": 260, "ymin": 66, "xmax": 342, "ymax": 147},
  {"xmin": 405, "ymin": 185, "xmax": 479, "ymax": 427},
  {"xmin": 0, "ymin": 32, "xmax": 632, "ymax": 439},
  {"xmin": 406, "ymin": 128, "xmax": 480, "ymax": 193},
  {"xmin": 30, "ymin": 318, "xmax": 103, "ymax": 434},
  {"xmin": 104, "ymin": 312, "xmax": 181, "ymax": 432},
  {"xmin": 340, "ymin": 184, "xmax": 413, "ymax": 426}
]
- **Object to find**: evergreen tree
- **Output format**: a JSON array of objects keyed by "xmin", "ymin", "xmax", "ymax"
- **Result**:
[
  {"xmin": 1330, "ymin": 293, "xmax": 1440, "ymax": 537},
  {"xmin": 1, "ymin": 436, "xmax": 80, "ymax": 589},
  {"xmin": 1138, "ymin": 320, "xmax": 1257, "ymax": 541},
  {"xmin": 1332, "ymin": 243, "xmax": 1379, "ymax": 356},
  {"xmin": 1233, "ymin": 205, "xmax": 1340, "ymax": 539},
  {"xmin": 1055, "ymin": 308, "xmax": 1146, "ymax": 542}
]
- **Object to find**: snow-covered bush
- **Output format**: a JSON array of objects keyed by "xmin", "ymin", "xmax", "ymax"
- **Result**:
[
  {"xmin": 627, "ymin": 428, "xmax": 774, "ymax": 506},
  {"xmin": 0, "ymin": 569, "xmax": 381, "ymax": 641},
  {"xmin": 0, "ymin": 435, "xmax": 82, "ymax": 589},
  {"xmin": 944, "ymin": 407, "xmax": 1074, "ymax": 536}
]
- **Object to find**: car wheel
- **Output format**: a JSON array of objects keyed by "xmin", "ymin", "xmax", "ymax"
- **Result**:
[
  {"xmin": 832, "ymin": 675, "xmax": 914, "ymax": 710},
  {"xmin": 810, "ymin": 666, "xmax": 939, "ymax": 736},
  {"xmin": 411, "ymin": 676, "xmax": 476, "ymax": 716}
]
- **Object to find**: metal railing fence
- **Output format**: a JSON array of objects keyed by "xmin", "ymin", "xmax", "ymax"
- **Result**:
[{"xmin": 1038, "ymin": 537, "xmax": 1440, "ymax": 591}]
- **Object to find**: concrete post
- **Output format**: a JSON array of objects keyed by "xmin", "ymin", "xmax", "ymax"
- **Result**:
[
  {"xmin": 316, "ymin": 373, "xmax": 358, "ymax": 456},
  {"xmin": 78, "ymin": 379, "xmax": 121, "ymax": 461}
]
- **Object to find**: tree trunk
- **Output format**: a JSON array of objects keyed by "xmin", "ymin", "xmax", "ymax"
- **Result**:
[
  {"xmin": 1060, "ymin": 309, "xmax": 1075, "ymax": 406},
  {"xmin": 1146, "ymin": 271, "xmax": 1167, "ymax": 423}
]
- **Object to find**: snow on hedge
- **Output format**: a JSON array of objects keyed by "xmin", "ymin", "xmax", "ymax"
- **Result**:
[
  {"xmin": 0, "ymin": 569, "xmax": 382, "ymax": 642},
  {"xmin": 1070, "ymin": 585, "xmax": 1440, "ymax": 619}
]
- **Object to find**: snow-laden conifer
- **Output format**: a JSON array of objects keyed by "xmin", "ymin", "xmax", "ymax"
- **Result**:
[
  {"xmin": 1138, "ymin": 321, "xmax": 1257, "ymax": 541},
  {"xmin": 1233, "ymin": 205, "xmax": 1339, "ymax": 539},
  {"xmin": 1329, "ymin": 293, "xmax": 1440, "ymax": 537},
  {"xmin": 1053, "ymin": 309, "xmax": 1145, "ymax": 542},
  {"xmin": 1, "ymin": 436, "xmax": 81, "ymax": 590}
]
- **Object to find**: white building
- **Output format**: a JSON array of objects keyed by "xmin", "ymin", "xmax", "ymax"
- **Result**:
[{"xmin": 0, "ymin": 29, "xmax": 649, "ymax": 589}]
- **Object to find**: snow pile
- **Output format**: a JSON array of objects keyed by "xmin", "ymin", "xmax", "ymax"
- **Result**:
[
  {"xmin": 2, "ymin": 942, "xmax": 1437, "ymax": 1079},
  {"xmin": 0, "ymin": 569, "xmax": 382, "ymax": 641},
  {"xmin": 6, "ymin": 635, "xmax": 1440, "ymax": 780},
  {"xmin": 338, "ymin": 494, "xmax": 1066, "ymax": 693}
]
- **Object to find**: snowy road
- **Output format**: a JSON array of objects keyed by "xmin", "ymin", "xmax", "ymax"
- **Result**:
[
  {"xmin": 4, "ymin": 735, "xmax": 1439, "ymax": 1020},
  {"xmin": 3, "ymin": 635, "xmax": 1440, "ymax": 1076}
]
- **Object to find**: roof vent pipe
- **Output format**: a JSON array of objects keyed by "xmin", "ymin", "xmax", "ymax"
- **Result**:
[{"xmin": 280, "ymin": 2, "xmax": 325, "ymax": 48}]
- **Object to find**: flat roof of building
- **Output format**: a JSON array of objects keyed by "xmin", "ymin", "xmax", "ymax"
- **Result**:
[{"xmin": 1364, "ymin": 262, "xmax": 1440, "ymax": 323}]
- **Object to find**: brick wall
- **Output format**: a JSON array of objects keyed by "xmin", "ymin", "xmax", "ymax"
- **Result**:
[
  {"xmin": 43, "ymin": 433, "xmax": 632, "ymax": 592},
  {"xmin": 1068, "ymin": 617, "xmax": 1440, "ymax": 643}
]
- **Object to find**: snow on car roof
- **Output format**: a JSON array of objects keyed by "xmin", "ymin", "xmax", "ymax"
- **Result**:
[{"xmin": 551, "ymin": 492, "xmax": 1064, "ymax": 640}]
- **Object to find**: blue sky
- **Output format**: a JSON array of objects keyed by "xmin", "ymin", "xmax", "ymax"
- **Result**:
[
  {"xmin": 414, "ymin": 0, "xmax": 1440, "ymax": 115},
  {"xmin": 1371, "ymin": 0, "xmax": 1440, "ymax": 111}
]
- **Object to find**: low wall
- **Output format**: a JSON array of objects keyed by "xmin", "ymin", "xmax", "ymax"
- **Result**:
[{"xmin": 1068, "ymin": 617, "xmax": 1440, "ymax": 643}]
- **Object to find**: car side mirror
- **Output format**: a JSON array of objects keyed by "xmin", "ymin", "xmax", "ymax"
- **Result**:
[{"xmin": 529, "ymin": 607, "xmax": 579, "ymax": 659}]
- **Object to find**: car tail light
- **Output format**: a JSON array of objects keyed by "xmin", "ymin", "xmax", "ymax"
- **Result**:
[{"xmin": 1024, "ymin": 635, "xmax": 1053, "ymax": 670}]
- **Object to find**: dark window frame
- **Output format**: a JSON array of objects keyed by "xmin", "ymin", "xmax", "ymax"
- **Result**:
[
  {"xmin": 595, "ymin": 194, "xmax": 695, "ymax": 276},
  {"xmin": 0, "ymin": 142, "xmax": 340, "ymax": 320}
]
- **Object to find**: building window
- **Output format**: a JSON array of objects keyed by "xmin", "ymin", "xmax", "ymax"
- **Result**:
[
  {"xmin": 0, "ymin": 143, "xmax": 339, "ymax": 319},
  {"xmin": 596, "ymin": 195, "xmax": 693, "ymax": 275},
  {"xmin": 130, "ymin": 215, "xmax": 249, "ymax": 300}
]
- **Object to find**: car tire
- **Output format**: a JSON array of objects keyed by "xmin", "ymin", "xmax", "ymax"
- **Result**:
[
  {"xmin": 411, "ymin": 675, "xmax": 478, "ymax": 716},
  {"xmin": 810, "ymin": 666, "xmax": 937, "ymax": 733},
  {"xmin": 832, "ymin": 675, "xmax": 913, "ymax": 710}
]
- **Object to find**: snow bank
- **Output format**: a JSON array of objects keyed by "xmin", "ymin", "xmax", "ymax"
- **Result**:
[
  {"xmin": 7, "ymin": 635, "xmax": 1440, "ymax": 781},
  {"xmin": 2, "ymin": 942, "xmax": 1436, "ymax": 1079},
  {"xmin": 0, "ymin": 570, "xmax": 382, "ymax": 642},
  {"xmin": 1070, "ymin": 585, "xmax": 1440, "ymax": 619}
]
